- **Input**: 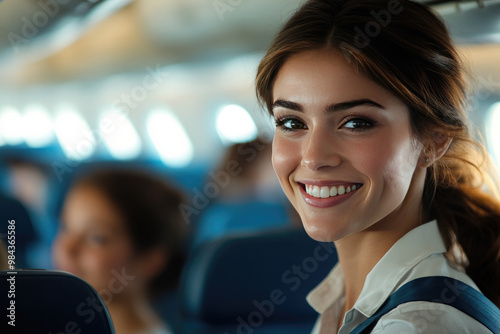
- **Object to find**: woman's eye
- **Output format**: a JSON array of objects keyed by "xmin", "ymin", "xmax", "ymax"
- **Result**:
[
  {"xmin": 88, "ymin": 234, "xmax": 109, "ymax": 245},
  {"xmin": 342, "ymin": 118, "xmax": 375, "ymax": 131},
  {"xmin": 275, "ymin": 117, "xmax": 307, "ymax": 131}
]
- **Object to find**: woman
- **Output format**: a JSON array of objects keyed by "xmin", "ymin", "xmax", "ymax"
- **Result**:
[
  {"xmin": 52, "ymin": 168, "xmax": 186, "ymax": 334},
  {"xmin": 256, "ymin": 0, "xmax": 500, "ymax": 333}
]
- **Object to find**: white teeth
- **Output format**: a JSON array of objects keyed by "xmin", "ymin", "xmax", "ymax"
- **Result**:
[{"xmin": 305, "ymin": 183, "xmax": 361, "ymax": 198}]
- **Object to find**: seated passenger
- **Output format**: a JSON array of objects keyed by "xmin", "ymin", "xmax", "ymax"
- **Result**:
[
  {"xmin": 52, "ymin": 168, "xmax": 186, "ymax": 334},
  {"xmin": 214, "ymin": 138, "xmax": 281, "ymax": 202}
]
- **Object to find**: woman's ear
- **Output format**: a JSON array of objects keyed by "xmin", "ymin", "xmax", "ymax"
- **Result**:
[
  {"xmin": 420, "ymin": 131, "xmax": 452, "ymax": 167},
  {"xmin": 432, "ymin": 131, "xmax": 453, "ymax": 160}
]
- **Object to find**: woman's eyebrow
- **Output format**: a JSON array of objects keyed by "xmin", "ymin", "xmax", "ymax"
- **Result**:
[
  {"xmin": 272, "ymin": 99, "xmax": 303, "ymax": 112},
  {"xmin": 328, "ymin": 99, "xmax": 385, "ymax": 112},
  {"xmin": 272, "ymin": 98, "xmax": 385, "ymax": 113}
]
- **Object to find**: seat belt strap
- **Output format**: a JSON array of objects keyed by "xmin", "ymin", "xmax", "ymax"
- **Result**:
[{"xmin": 350, "ymin": 276, "xmax": 500, "ymax": 334}]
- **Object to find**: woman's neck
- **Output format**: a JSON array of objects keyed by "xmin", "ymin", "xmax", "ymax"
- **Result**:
[
  {"xmin": 334, "ymin": 168, "xmax": 427, "ymax": 326},
  {"xmin": 107, "ymin": 293, "xmax": 163, "ymax": 334}
]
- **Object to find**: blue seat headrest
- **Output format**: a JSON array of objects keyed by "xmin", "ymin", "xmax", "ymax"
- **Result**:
[
  {"xmin": 0, "ymin": 194, "xmax": 37, "ymax": 268},
  {"xmin": 0, "ymin": 270, "xmax": 115, "ymax": 333},
  {"xmin": 180, "ymin": 228, "xmax": 338, "ymax": 326},
  {"xmin": 0, "ymin": 194, "xmax": 36, "ymax": 242}
]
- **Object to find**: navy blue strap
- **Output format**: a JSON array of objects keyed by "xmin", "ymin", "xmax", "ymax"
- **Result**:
[{"xmin": 350, "ymin": 276, "xmax": 500, "ymax": 334}]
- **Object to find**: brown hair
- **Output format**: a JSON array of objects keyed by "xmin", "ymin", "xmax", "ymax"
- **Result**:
[
  {"xmin": 73, "ymin": 167, "xmax": 187, "ymax": 297},
  {"xmin": 256, "ymin": 0, "xmax": 500, "ymax": 306}
]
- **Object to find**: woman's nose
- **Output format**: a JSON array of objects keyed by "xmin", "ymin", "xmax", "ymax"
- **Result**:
[
  {"xmin": 301, "ymin": 127, "xmax": 342, "ymax": 171},
  {"xmin": 58, "ymin": 233, "xmax": 80, "ymax": 258}
]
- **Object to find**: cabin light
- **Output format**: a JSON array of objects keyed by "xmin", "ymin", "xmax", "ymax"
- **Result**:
[
  {"xmin": 54, "ymin": 105, "xmax": 96, "ymax": 161},
  {"xmin": 100, "ymin": 108, "xmax": 141, "ymax": 160},
  {"xmin": 487, "ymin": 102, "xmax": 500, "ymax": 167},
  {"xmin": 0, "ymin": 106, "xmax": 24, "ymax": 145},
  {"xmin": 147, "ymin": 108, "xmax": 194, "ymax": 168},
  {"xmin": 216, "ymin": 104, "xmax": 258, "ymax": 145},
  {"xmin": 23, "ymin": 104, "xmax": 54, "ymax": 148}
]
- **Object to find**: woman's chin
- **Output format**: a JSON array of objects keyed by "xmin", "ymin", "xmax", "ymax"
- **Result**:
[{"xmin": 301, "ymin": 219, "xmax": 346, "ymax": 243}]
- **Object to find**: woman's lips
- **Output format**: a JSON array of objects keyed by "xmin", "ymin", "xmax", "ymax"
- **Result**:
[{"xmin": 298, "ymin": 182, "xmax": 363, "ymax": 208}]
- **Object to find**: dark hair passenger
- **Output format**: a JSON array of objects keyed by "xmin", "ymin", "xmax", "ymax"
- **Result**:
[{"xmin": 52, "ymin": 168, "xmax": 187, "ymax": 334}]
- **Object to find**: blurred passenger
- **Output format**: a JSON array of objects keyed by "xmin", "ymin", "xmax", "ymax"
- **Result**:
[
  {"xmin": 52, "ymin": 168, "xmax": 186, "ymax": 334},
  {"xmin": 186, "ymin": 138, "xmax": 301, "ymax": 248},
  {"xmin": 215, "ymin": 138, "xmax": 300, "ymax": 218},
  {"xmin": 215, "ymin": 138, "xmax": 282, "ymax": 202},
  {"xmin": 196, "ymin": 138, "xmax": 300, "ymax": 229}
]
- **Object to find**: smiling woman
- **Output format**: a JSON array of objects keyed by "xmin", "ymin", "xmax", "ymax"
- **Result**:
[
  {"xmin": 271, "ymin": 49, "xmax": 423, "ymax": 243},
  {"xmin": 256, "ymin": 0, "xmax": 500, "ymax": 333}
]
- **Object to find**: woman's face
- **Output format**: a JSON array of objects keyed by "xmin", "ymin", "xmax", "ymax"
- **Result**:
[
  {"xmin": 52, "ymin": 185, "xmax": 136, "ymax": 299},
  {"xmin": 272, "ymin": 49, "xmax": 424, "ymax": 242}
]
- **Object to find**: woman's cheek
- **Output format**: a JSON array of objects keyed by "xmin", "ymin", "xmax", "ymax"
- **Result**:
[
  {"xmin": 375, "ymin": 137, "xmax": 419, "ymax": 206},
  {"xmin": 80, "ymin": 250, "xmax": 119, "ymax": 285},
  {"xmin": 272, "ymin": 137, "xmax": 299, "ymax": 191}
]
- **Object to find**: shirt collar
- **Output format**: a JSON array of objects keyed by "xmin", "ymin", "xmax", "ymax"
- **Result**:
[
  {"xmin": 306, "ymin": 261, "xmax": 344, "ymax": 313},
  {"xmin": 306, "ymin": 220, "xmax": 447, "ymax": 316}
]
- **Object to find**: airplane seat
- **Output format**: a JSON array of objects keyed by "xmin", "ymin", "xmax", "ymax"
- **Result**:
[
  {"xmin": 179, "ymin": 228, "xmax": 338, "ymax": 334},
  {"xmin": 153, "ymin": 290, "xmax": 183, "ymax": 333},
  {"xmin": 191, "ymin": 201, "xmax": 291, "ymax": 250},
  {"xmin": 0, "ymin": 270, "xmax": 115, "ymax": 333},
  {"xmin": 0, "ymin": 194, "xmax": 38, "ymax": 269}
]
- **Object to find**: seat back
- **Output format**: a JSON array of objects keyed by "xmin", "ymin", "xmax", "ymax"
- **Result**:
[
  {"xmin": 192, "ymin": 201, "xmax": 291, "ymax": 249},
  {"xmin": 0, "ymin": 270, "xmax": 115, "ymax": 333},
  {"xmin": 180, "ymin": 228, "xmax": 338, "ymax": 334}
]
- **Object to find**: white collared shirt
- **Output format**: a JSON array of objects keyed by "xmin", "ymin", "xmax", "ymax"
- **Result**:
[{"xmin": 307, "ymin": 220, "xmax": 494, "ymax": 333}]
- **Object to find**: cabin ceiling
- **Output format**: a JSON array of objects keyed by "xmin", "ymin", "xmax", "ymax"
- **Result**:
[{"xmin": 0, "ymin": 0, "xmax": 499, "ymax": 91}]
